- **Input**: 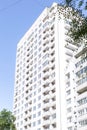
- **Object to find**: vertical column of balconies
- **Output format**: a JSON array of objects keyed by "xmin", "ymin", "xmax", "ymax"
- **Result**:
[
  {"xmin": 23, "ymin": 34, "xmax": 34, "ymax": 130},
  {"xmin": 65, "ymin": 68, "xmax": 77, "ymax": 130},
  {"xmin": 75, "ymin": 47, "xmax": 87, "ymax": 130},
  {"xmin": 64, "ymin": 19, "xmax": 78, "ymax": 130},
  {"xmin": 42, "ymin": 12, "xmax": 56, "ymax": 129}
]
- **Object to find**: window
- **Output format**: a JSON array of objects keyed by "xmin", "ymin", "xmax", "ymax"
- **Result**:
[
  {"xmin": 52, "ymin": 113, "xmax": 56, "ymax": 119},
  {"xmin": 34, "ymin": 51, "xmax": 37, "ymax": 56},
  {"xmin": 34, "ymin": 91, "xmax": 36, "ymax": 96},
  {"xmin": 34, "ymin": 57, "xmax": 37, "ymax": 62},
  {"xmin": 38, "ymin": 111, "xmax": 41, "ymax": 116},
  {"xmin": 66, "ymin": 90, "xmax": 71, "ymax": 96},
  {"xmin": 34, "ymin": 64, "xmax": 37, "ymax": 69},
  {"xmin": 38, "ymin": 88, "xmax": 41, "ymax": 93},
  {"xmin": 20, "ymin": 121, "xmax": 23, "ymax": 125},
  {"xmin": 79, "ymin": 119, "xmax": 87, "ymax": 127},
  {"xmin": 51, "ymin": 72, "xmax": 55, "ymax": 78},
  {"xmin": 38, "ymin": 103, "xmax": 41, "ymax": 108},
  {"xmin": 38, "ymin": 66, "xmax": 41, "ymax": 72},
  {"xmin": 38, "ymin": 73, "xmax": 41, "ymax": 79},
  {"xmin": 78, "ymin": 97, "xmax": 87, "ymax": 106},
  {"xmin": 38, "ymin": 41, "xmax": 41, "ymax": 45},
  {"xmin": 37, "ymin": 119, "xmax": 41, "ymax": 125},
  {"xmin": 33, "ymin": 114, "xmax": 36, "ymax": 118},
  {"xmin": 38, "ymin": 60, "xmax": 41, "ymax": 64},
  {"xmin": 34, "ymin": 77, "xmax": 37, "ymax": 82},
  {"xmin": 38, "ymin": 80, "xmax": 41, "ymax": 86},
  {"xmin": 34, "ymin": 70, "xmax": 37, "ymax": 75},
  {"xmin": 39, "ymin": 29, "xmax": 41, "ymax": 33},
  {"xmin": 34, "ymin": 98, "xmax": 36, "ymax": 103},
  {"xmin": 39, "ymin": 23, "xmax": 42, "ymax": 27},
  {"xmin": 67, "ymin": 107, "xmax": 71, "ymax": 113},
  {"xmin": 43, "ymin": 53, "xmax": 49, "ymax": 60},
  {"xmin": 37, "ymin": 128, "xmax": 41, "ymax": 130},
  {"xmin": 43, "ymin": 60, "xmax": 49, "ymax": 67},
  {"xmin": 38, "ymin": 53, "xmax": 41, "ymax": 58},
  {"xmin": 78, "ymin": 109, "xmax": 84, "ymax": 116},
  {"xmin": 68, "ymin": 127, "xmax": 72, "ymax": 130},
  {"xmin": 66, "ymin": 98, "xmax": 71, "ymax": 104},
  {"xmin": 38, "ymin": 47, "xmax": 41, "ymax": 52},
  {"xmin": 67, "ymin": 116, "xmax": 72, "ymax": 123},
  {"xmin": 33, "ymin": 84, "xmax": 37, "ymax": 89},
  {"xmin": 17, "ymin": 122, "xmax": 19, "ymax": 127},
  {"xmin": 33, "ymin": 121, "xmax": 36, "ymax": 127},
  {"xmin": 33, "ymin": 106, "xmax": 36, "ymax": 111},
  {"xmin": 38, "ymin": 95, "xmax": 41, "ymax": 100},
  {"xmin": 34, "ymin": 45, "xmax": 37, "ymax": 50}
]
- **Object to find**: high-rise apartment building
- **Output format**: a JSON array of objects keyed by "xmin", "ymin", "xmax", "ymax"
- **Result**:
[{"xmin": 13, "ymin": 2, "xmax": 85, "ymax": 130}]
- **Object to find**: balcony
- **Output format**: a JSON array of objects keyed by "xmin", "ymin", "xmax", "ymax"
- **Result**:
[
  {"xmin": 24, "ymin": 120, "xmax": 31, "ymax": 129},
  {"xmin": 51, "ymin": 122, "xmax": 56, "ymax": 129},
  {"xmin": 29, "ymin": 100, "xmax": 32, "ymax": 105},
  {"xmin": 24, "ymin": 125, "xmax": 31, "ymax": 130},
  {"xmin": 43, "ymin": 75, "xmax": 49, "ymax": 82},
  {"xmin": 43, "ymin": 27, "xmax": 49, "ymax": 34},
  {"xmin": 43, "ymin": 124, "xmax": 50, "ymax": 130},
  {"xmin": 49, "ymin": 48, "xmax": 55, "ymax": 56},
  {"xmin": 65, "ymin": 43, "xmax": 77, "ymax": 52},
  {"xmin": 43, "ymin": 46, "xmax": 49, "ymax": 53},
  {"xmin": 50, "ymin": 107, "xmax": 56, "ymax": 114},
  {"xmin": 42, "ymin": 110, "xmax": 50, "ymax": 117},
  {"xmin": 43, "ymin": 38, "xmax": 49, "ymax": 47},
  {"xmin": 43, "ymin": 67, "xmax": 49, "ymax": 74},
  {"xmin": 42, "ymin": 86, "xmax": 50, "ymax": 93},
  {"xmin": 50, "ymin": 50, "xmax": 55, "ymax": 57},
  {"xmin": 77, "ymin": 81, "xmax": 87, "ymax": 94},
  {"xmin": 24, "ymin": 112, "xmax": 31, "ymax": 119},
  {"xmin": 42, "ymin": 119, "xmax": 50, "ymax": 126},
  {"xmin": 50, "ymin": 91, "xmax": 55, "ymax": 99},
  {"xmin": 65, "ymin": 50, "xmax": 73, "ymax": 57},
  {"xmin": 50, "ymin": 86, "xmax": 56, "ymax": 93},
  {"xmin": 51, "ymin": 96, "xmax": 56, "ymax": 102},
  {"xmin": 51, "ymin": 104, "xmax": 56, "ymax": 110},
  {"xmin": 43, "ymin": 90, "xmax": 50, "ymax": 97},
  {"xmin": 77, "ymin": 91, "xmax": 87, "ymax": 101},
  {"xmin": 51, "ymin": 100, "xmax": 56, "ymax": 108},
  {"xmin": 43, "ymin": 67, "xmax": 49, "ymax": 73},
  {"xmin": 43, "ymin": 98, "xmax": 50, "ymax": 104},
  {"xmin": 42, "ymin": 62, "xmax": 49, "ymax": 70},
  {"xmin": 43, "ymin": 33, "xmax": 49, "ymax": 39},
  {"xmin": 50, "ymin": 64, "xmax": 55, "ymax": 71},
  {"xmin": 50, "ymin": 85, "xmax": 55, "ymax": 91},
  {"xmin": 43, "ymin": 102, "xmax": 51, "ymax": 109},
  {"xmin": 43, "ymin": 106, "xmax": 49, "ymax": 112}
]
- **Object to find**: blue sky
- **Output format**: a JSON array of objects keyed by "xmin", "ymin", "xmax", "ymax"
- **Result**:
[{"xmin": 0, "ymin": 0, "xmax": 63, "ymax": 111}]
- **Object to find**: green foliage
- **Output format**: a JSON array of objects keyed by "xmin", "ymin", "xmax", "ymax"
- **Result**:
[
  {"xmin": 0, "ymin": 109, "xmax": 16, "ymax": 130},
  {"xmin": 64, "ymin": 0, "xmax": 87, "ymax": 42},
  {"xmin": 84, "ymin": 2, "xmax": 87, "ymax": 10},
  {"xmin": 65, "ymin": 0, "xmax": 73, "ymax": 6},
  {"xmin": 70, "ymin": 17, "xmax": 87, "ymax": 42},
  {"xmin": 78, "ymin": 0, "xmax": 84, "ymax": 8}
]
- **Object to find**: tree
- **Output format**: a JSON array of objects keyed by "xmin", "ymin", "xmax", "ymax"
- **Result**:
[
  {"xmin": 0, "ymin": 109, "xmax": 16, "ymax": 130},
  {"xmin": 64, "ymin": 0, "xmax": 87, "ymax": 42}
]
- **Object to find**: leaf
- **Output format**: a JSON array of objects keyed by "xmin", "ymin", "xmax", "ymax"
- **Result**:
[
  {"xmin": 78, "ymin": 0, "xmax": 84, "ymax": 8},
  {"xmin": 0, "ymin": 109, "xmax": 16, "ymax": 130},
  {"xmin": 84, "ymin": 2, "xmax": 87, "ymax": 10},
  {"xmin": 65, "ymin": 0, "xmax": 73, "ymax": 6}
]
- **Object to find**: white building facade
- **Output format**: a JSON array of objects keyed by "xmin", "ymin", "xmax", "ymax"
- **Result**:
[
  {"xmin": 75, "ymin": 43, "xmax": 87, "ymax": 130},
  {"xmin": 13, "ymin": 2, "xmax": 85, "ymax": 130}
]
